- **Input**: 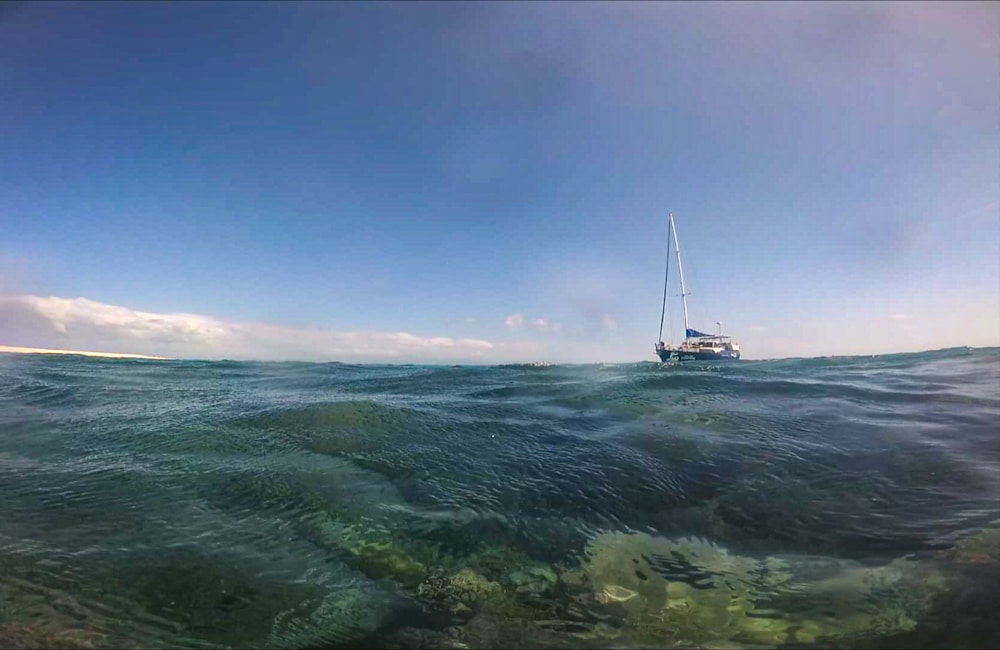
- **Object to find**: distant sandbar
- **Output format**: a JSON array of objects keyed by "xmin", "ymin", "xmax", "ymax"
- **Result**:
[{"xmin": 0, "ymin": 345, "xmax": 168, "ymax": 360}]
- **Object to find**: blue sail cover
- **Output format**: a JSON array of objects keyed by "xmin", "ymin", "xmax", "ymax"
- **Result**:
[{"xmin": 686, "ymin": 328, "xmax": 712, "ymax": 338}]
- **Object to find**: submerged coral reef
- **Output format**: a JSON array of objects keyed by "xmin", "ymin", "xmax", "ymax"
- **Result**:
[
  {"xmin": 578, "ymin": 531, "xmax": 947, "ymax": 646},
  {"xmin": 340, "ymin": 525, "xmax": 960, "ymax": 649}
]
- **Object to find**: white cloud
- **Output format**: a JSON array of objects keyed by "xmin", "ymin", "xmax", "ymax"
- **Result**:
[
  {"xmin": 0, "ymin": 295, "xmax": 495, "ymax": 363},
  {"xmin": 505, "ymin": 312, "xmax": 563, "ymax": 334},
  {"xmin": 34, "ymin": 294, "xmax": 994, "ymax": 363},
  {"xmin": 504, "ymin": 312, "xmax": 525, "ymax": 329},
  {"xmin": 0, "ymin": 295, "xmax": 651, "ymax": 364},
  {"xmin": 21, "ymin": 296, "xmax": 229, "ymax": 342},
  {"xmin": 24, "ymin": 294, "xmax": 976, "ymax": 363},
  {"xmin": 959, "ymin": 199, "xmax": 999, "ymax": 220}
]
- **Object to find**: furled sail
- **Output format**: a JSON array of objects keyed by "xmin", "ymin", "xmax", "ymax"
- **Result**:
[{"xmin": 686, "ymin": 328, "xmax": 712, "ymax": 338}]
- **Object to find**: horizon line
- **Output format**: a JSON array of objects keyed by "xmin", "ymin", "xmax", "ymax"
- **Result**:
[{"xmin": 1, "ymin": 343, "xmax": 993, "ymax": 366}]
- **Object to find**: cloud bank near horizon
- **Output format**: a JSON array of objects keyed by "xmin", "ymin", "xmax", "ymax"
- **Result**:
[
  {"xmin": 2, "ymin": 294, "xmax": 995, "ymax": 364},
  {"xmin": 0, "ymin": 295, "xmax": 628, "ymax": 364}
]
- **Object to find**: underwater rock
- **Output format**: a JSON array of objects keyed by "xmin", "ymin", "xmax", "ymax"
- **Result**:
[
  {"xmin": 244, "ymin": 400, "xmax": 417, "ymax": 456},
  {"xmin": 415, "ymin": 560, "xmax": 575, "ymax": 633},
  {"xmin": 305, "ymin": 509, "xmax": 431, "ymax": 588},
  {"xmin": 950, "ymin": 526, "xmax": 1000, "ymax": 566},
  {"xmin": 596, "ymin": 584, "xmax": 638, "ymax": 604},
  {"xmin": 343, "ymin": 534, "xmax": 429, "ymax": 587},
  {"xmin": 457, "ymin": 612, "xmax": 676, "ymax": 650},
  {"xmin": 450, "ymin": 568, "xmax": 502, "ymax": 599},
  {"xmin": 417, "ymin": 568, "xmax": 500, "ymax": 606},
  {"xmin": 507, "ymin": 564, "xmax": 559, "ymax": 597},
  {"xmin": 372, "ymin": 626, "xmax": 471, "ymax": 650},
  {"xmin": 455, "ymin": 613, "xmax": 593, "ymax": 650},
  {"xmin": 462, "ymin": 545, "xmax": 531, "ymax": 583},
  {"xmin": 265, "ymin": 581, "xmax": 418, "ymax": 649},
  {"xmin": 0, "ymin": 622, "xmax": 102, "ymax": 650}
]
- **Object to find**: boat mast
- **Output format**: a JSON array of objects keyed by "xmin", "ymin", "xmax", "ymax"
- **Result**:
[
  {"xmin": 669, "ymin": 213, "xmax": 690, "ymax": 336},
  {"xmin": 657, "ymin": 215, "xmax": 672, "ymax": 344}
]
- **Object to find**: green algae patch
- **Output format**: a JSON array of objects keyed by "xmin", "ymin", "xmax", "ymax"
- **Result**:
[
  {"xmin": 306, "ymin": 511, "xmax": 430, "ymax": 587},
  {"xmin": 346, "ymin": 537, "xmax": 429, "ymax": 587}
]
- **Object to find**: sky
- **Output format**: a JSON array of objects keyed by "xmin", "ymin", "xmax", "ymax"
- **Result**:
[{"xmin": 1, "ymin": 1, "xmax": 998, "ymax": 363}]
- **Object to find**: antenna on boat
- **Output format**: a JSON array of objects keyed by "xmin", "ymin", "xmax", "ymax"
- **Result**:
[
  {"xmin": 669, "ymin": 213, "xmax": 690, "ymax": 337},
  {"xmin": 717, "ymin": 321, "xmax": 721, "ymax": 337},
  {"xmin": 658, "ymin": 214, "xmax": 673, "ymax": 344}
]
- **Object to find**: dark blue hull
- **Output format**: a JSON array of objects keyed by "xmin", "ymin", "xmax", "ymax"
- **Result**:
[{"xmin": 657, "ymin": 349, "xmax": 740, "ymax": 362}]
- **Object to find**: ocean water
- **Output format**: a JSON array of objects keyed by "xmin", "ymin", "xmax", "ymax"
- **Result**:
[{"xmin": 0, "ymin": 348, "xmax": 998, "ymax": 649}]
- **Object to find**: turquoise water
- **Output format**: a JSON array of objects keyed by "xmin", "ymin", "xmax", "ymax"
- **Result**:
[{"xmin": 0, "ymin": 348, "xmax": 998, "ymax": 649}]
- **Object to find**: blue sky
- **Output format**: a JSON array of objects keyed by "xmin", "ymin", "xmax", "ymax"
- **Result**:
[{"xmin": 1, "ymin": 1, "xmax": 998, "ymax": 362}]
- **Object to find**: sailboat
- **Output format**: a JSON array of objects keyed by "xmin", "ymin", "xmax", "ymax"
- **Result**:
[{"xmin": 655, "ymin": 213, "xmax": 741, "ymax": 361}]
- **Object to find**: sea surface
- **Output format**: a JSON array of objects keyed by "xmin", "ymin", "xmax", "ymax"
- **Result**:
[{"xmin": 1, "ymin": 348, "xmax": 998, "ymax": 649}]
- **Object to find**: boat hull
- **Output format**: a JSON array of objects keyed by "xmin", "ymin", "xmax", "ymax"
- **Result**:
[{"xmin": 657, "ymin": 349, "xmax": 740, "ymax": 362}]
